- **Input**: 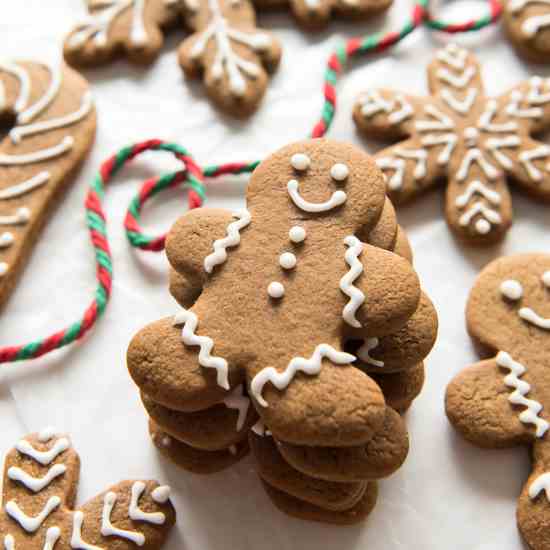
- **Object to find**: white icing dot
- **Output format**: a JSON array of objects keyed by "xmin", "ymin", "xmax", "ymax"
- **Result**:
[
  {"xmin": 17, "ymin": 207, "xmax": 31, "ymax": 223},
  {"xmin": 290, "ymin": 153, "xmax": 310, "ymax": 171},
  {"xmin": 0, "ymin": 262, "xmax": 8, "ymax": 276},
  {"xmin": 542, "ymin": 271, "xmax": 550, "ymax": 288},
  {"xmin": 289, "ymin": 226, "xmax": 306, "ymax": 243},
  {"xmin": 475, "ymin": 218, "xmax": 491, "ymax": 234},
  {"xmin": 161, "ymin": 436, "xmax": 171, "ymax": 447},
  {"xmin": 151, "ymin": 486, "xmax": 171, "ymax": 504},
  {"xmin": 464, "ymin": 127, "xmax": 479, "ymax": 146},
  {"xmin": 268, "ymin": 282, "xmax": 285, "ymax": 298},
  {"xmin": 500, "ymin": 279, "xmax": 523, "ymax": 301},
  {"xmin": 330, "ymin": 163, "xmax": 349, "ymax": 181},
  {"xmin": 38, "ymin": 427, "xmax": 58, "ymax": 443},
  {"xmin": 279, "ymin": 252, "xmax": 297, "ymax": 270}
]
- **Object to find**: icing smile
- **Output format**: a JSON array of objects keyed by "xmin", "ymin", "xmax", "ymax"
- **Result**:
[{"xmin": 500, "ymin": 271, "xmax": 550, "ymax": 330}]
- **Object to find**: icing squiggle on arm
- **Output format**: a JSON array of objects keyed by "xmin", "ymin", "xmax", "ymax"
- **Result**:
[
  {"xmin": 173, "ymin": 310, "xmax": 229, "ymax": 389},
  {"xmin": 529, "ymin": 472, "xmax": 550, "ymax": 501},
  {"xmin": 251, "ymin": 344, "xmax": 355, "ymax": 407},
  {"xmin": 496, "ymin": 351, "xmax": 549, "ymax": 437},
  {"xmin": 222, "ymin": 384, "xmax": 250, "ymax": 431},
  {"xmin": 203, "ymin": 210, "xmax": 251, "ymax": 273},
  {"xmin": 357, "ymin": 337, "xmax": 384, "ymax": 367},
  {"xmin": 287, "ymin": 179, "xmax": 346, "ymax": 213},
  {"xmin": 340, "ymin": 236, "xmax": 365, "ymax": 328}
]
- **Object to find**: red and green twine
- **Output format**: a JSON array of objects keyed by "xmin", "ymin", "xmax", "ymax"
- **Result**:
[{"xmin": 0, "ymin": 0, "xmax": 503, "ymax": 363}]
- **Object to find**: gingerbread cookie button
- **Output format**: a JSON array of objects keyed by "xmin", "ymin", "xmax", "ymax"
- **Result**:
[
  {"xmin": 0, "ymin": 60, "xmax": 96, "ymax": 310},
  {"xmin": 353, "ymin": 44, "xmax": 550, "ymax": 246}
]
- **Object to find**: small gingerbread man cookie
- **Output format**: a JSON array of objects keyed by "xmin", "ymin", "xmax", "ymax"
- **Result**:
[
  {"xmin": 446, "ymin": 253, "xmax": 550, "ymax": 548},
  {"xmin": 0, "ymin": 429, "xmax": 175, "ymax": 548},
  {"xmin": 503, "ymin": 0, "xmax": 550, "ymax": 63},
  {"xmin": 0, "ymin": 60, "xmax": 96, "ymax": 310},
  {"xmin": 353, "ymin": 44, "xmax": 550, "ymax": 246}
]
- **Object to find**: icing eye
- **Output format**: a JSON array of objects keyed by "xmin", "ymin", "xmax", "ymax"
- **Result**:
[
  {"xmin": 290, "ymin": 153, "xmax": 310, "ymax": 171},
  {"xmin": 330, "ymin": 163, "xmax": 349, "ymax": 182},
  {"xmin": 500, "ymin": 279, "xmax": 523, "ymax": 301},
  {"xmin": 542, "ymin": 271, "xmax": 550, "ymax": 288}
]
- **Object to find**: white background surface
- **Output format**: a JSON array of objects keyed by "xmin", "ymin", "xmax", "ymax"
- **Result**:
[{"xmin": 2, "ymin": 0, "xmax": 550, "ymax": 548}]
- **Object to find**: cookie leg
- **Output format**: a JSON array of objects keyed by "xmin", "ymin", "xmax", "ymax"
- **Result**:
[
  {"xmin": 518, "ymin": 438, "xmax": 550, "ymax": 549},
  {"xmin": 370, "ymin": 363, "xmax": 425, "ymax": 413},
  {"xmin": 277, "ymin": 407, "xmax": 409, "ymax": 482},
  {"xmin": 446, "ymin": 357, "xmax": 536, "ymax": 448}
]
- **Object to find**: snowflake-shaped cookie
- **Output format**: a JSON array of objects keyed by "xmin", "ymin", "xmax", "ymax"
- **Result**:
[{"xmin": 353, "ymin": 44, "xmax": 550, "ymax": 245}]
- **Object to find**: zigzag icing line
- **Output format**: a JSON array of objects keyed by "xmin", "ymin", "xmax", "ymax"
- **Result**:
[{"xmin": 340, "ymin": 236, "xmax": 365, "ymax": 328}]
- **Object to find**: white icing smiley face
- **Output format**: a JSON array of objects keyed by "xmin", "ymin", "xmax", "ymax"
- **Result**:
[{"xmin": 500, "ymin": 272, "xmax": 550, "ymax": 329}]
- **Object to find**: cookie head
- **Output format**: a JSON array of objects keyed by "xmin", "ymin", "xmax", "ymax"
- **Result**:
[
  {"xmin": 467, "ymin": 253, "xmax": 550, "ymax": 352},
  {"xmin": 247, "ymin": 139, "xmax": 386, "ymax": 235}
]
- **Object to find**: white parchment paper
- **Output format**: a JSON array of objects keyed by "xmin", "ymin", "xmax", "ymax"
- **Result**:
[{"xmin": 1, "ymin": 0, "xmax": 550, "ymax": 548}]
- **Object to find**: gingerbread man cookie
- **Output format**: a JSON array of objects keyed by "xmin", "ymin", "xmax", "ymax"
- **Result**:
[
  {"xmin": 503, "ymin": 0, "xmax": 550, "ymax": 63},
  {"xmin": 127, "ymin": 138, "xmax": 437, "ymax": 523},
  {"xmin": 0, "ymin": 60, "xmax": 96, "ymax": 310},
  {"xmin": 353, "ymin": 44, "xmax": 550, "ymax": 246},
  {"xmin": 446, "ymin": 253, "xmax": 550, "ymax": 548},
  {"xmin": 0, "ymin": 429, "xmax": 175, "ymax": 548}
]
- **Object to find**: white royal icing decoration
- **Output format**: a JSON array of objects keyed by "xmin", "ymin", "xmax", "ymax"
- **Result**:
[
  {"xmin": 500, "ymin": 279, "xmax": 523, "ymax": 301},
  {"xmin": 101, "ymin": 492, "xmax": 146, "ymax": 546},
  {"xmin": 0, "ymin": 207, "xmax": 31, "ymax": 226},
  {"xmin": 455, "ymin": 180, "xmax": 501, "ymax": 209},
  {"xmin": 289, "ymin": 226, "xmax": 306, "ymax": 243},
  {"xmin": 496, "ymin": 351, "xmax": 549, "ymax": 437},
  {"xmin": 360, "ymin": 91, "xmax": 413, "ymax": 125},
  {"xmin": 376, "ymin": 157, "xmax": 405, "ymax": 191},
  {"xmin": 486, "ymin": 136, "xmax": 521, "ymax": 169},
  {"xmin": 279, "ymin": 252, "xmax": 296, "ymax": 270},
  {"xmin": 0, "ymin": 232, "xmax": 14, "ymax": 249},
  {"xmin": 527, "ymin": 76, "xmax": 550, "ymax": 105},
  {"xmin": 287, "ymin": 179, "xmax": 346, "ymax": 213},
  {"xmin": 71, "ymin": 511, "xmax": 103, "ymax": 550},
  {"xmin": 38, "ymin": 427, "xmax": 58, "ymax": 443},
  {"xmin": 0, "ymin": 136, "xmax": 74, "ymax": 166},
  {"xmin": 529, "ymin": 472, "xmax": 550, "ymax": 501},
  {"xmin": 519, "ymin": 307, "xmax": 550, "ymax": 330},
  {"xmin": 189, "ymin": 0, "xmax": 272, "ymax": 97},
  {"xmin": 436, "ymin": 65, "xmax": 476, "ymax": 89},
  {"xmin": 251, "ymin": 419, "xmax": 271, "ymax": 436},
  {"xmin": 8, "ymin": 464, "xmax": 66, "ymax": 493},
  {"xmin": 357, "ymin": 337, "xmax": 384, "ymax": 367},
  {"xmin": 251, "ymin": 344, "xmax": 356, "ymax": 407},
  {"xmin": 152, "ymin": 486, "xmax": 171, "ymax": 504},
  {"xmin": 5, "ymin": 496, "xmax": 61, "ymax": 533},
  {"xmin": 478, "ymin": 99, "xmax": 519, "ymax": 133},
  {"xmin": 290, "ymin": 153, "xmax": 310, "ymax": 171},
  {"xmin": 506, "ymin": 90, "xmax": 543, "ymax": 119},
  {"xmin": 330, "ymin": 163, "xmax": 349, "ymax": 181},
  {"xmin": 173, "ymin": 309, "xmax": 229, "ymax": 390},
  {"xmin": 436, "ymin": 44, "xmax": 467, "ymax": 70},
  {"xmin": 519, "ymin": 146, "xmax": 550, "ymax": 182},
  {"xmin": 441, "ymin": 88, "xmax": 478, "ymax": 115},
  {"xmin": 456, "ymin": 149, "xmax": 499, "ymax": 182},
  {"xmin": 15, "ymin": 437, "xmax": 70, "ymax": 465},
  {"xmin": 69, "ymin": 0, "xmax": 148, "ymax": 49},
  {"xmin": 421, "ymin": 133, "xmax": 457, "ymax": 165},
  {"xmin": 267, "ymin": 281, "xmax": 284, "ymax": 298},
  {"xmin": 222, "ymin": 384, "xmax": 250, "ymax": 431},
  {"xmin": 459, "ymin": 201, "xmax": 502, "ymax": 232},
  {"xmin": 203, "ymin": 210, "xmax": 251, "ymax": 273},
  {"xmin": 415, "ymin": 105, "xmax": 455, "ymax": 132},
  {"xmin": 0, "ymin": 61, "xmax": 31, "ymax": 113},
  {"xmin": 543, "ymin": 271, "xmax": 550, "ymax": 287},
  {"xmin": 10, "ymin": 91, "xmax": 93, "ymax": 144},
  {"xmin": 129, "ymin": 481, "xmax": 166, "ymax": 524},
  {"xmin": 340, "ymin": 236, "xmax": 365, "ymax": 328}
]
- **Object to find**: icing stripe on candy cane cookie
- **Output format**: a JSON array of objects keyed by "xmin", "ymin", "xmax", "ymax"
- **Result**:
[
  {"xmin": 8, "ymin": 464, "xmax": 66, "ymax": 493},
  {"xmin": 251, "ymin": 344, "xmax": 356, "ymax": 407},
  {"xmin": 173, "ymin": 309, "xmax": 229, "ymax": 390},
  {"xmin": 5, "ymin": 496, "xmax": 61, "ymax": 533},
  {"xmin": 340, "ymin": 236, "xmax": 365, "ymax": 328},
  {"xmin": 203, "ymin": 210, "xmax": 251, "ymax": 273},
  {"xmin": 496, "ymin": 351, "xmax": 549, "ymax": 437}
]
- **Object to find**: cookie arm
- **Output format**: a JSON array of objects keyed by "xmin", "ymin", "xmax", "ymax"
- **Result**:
[
  {"xmin": 63, "ymin": 0, "xmax": 177, "ymax": 67},
  {"xmin": 165, "ymin": 207, "xmax": 241, "ymax": 287},
  {"xmin": 445, "ymin": 356, "xmax": 536, "ymax": 448},
  {"xmin": 72, "ymin": 480, "xmax": 176, "ymax": 549}
]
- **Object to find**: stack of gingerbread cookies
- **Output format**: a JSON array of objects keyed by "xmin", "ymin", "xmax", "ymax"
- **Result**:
[{"xmin": 127, "ymin": 138, "xmax": 437, "ymax": 524}]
